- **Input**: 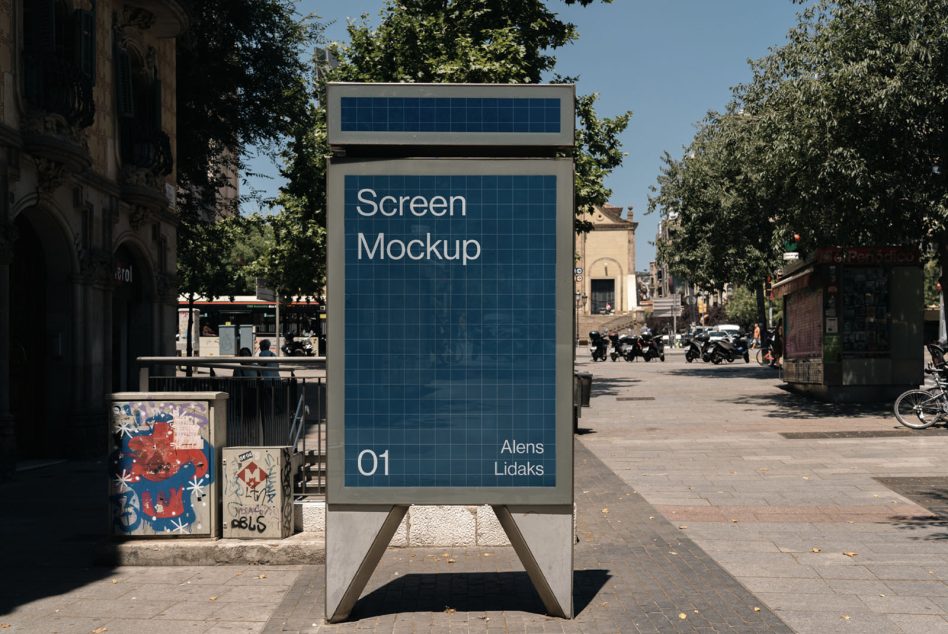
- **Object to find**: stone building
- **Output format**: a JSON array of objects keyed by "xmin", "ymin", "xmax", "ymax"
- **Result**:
[
  {"xmin": 575, "ymin": 204, "xmax": 639, "ymax": 316},
  {"xmin": 0, "ymin": 0, "xmax": 187, "ymax": 474}
]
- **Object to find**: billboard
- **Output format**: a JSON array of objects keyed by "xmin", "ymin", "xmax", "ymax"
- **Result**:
[{"xmin": 327, "ymin": 159, "xmax": 573, "ymax": 505}]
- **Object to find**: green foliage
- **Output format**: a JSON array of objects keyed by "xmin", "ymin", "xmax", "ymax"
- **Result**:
[
  {"xmin": 725, "ymin": 287, "xmax": 759, "ymax": 327},
  {"xmin": 277, "ymin": 0, "xmax": 631, "ymax": 283},
  {"xmin": 925, "ymin": 255, "xmax": 941, "ymax": 307},
  {"xmin": 175, "ymin": 0, "xmax": 317, "ymax": 305},
  {"xmin": 652, "ymin": 0, "xmax": 948, "ymax": 310}
]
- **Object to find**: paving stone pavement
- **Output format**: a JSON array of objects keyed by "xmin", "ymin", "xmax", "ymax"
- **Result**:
[
  {"xmin": 575, "ymin": 351, "xmax": 948, "ymax": 633},
  {"xmin": 263, "ymin": 440, "xmax": 790, "ymax": 633},
  {"xmin": 6, "ymin": 349, "xmax": 948, "ymax": 632}
]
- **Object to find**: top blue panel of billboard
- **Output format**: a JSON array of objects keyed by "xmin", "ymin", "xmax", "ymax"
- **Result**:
[
  {"xmin": 327, "ymin": 83, "xmax": 574, "ymax": 148},
  {"xmin": 340, "ymin": 97, "xmax": 561, "ymax": 134}
]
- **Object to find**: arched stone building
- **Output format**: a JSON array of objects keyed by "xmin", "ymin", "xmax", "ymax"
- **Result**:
[
  {"xmin": 575, "ymin": 204, "xmax": 639, "ymax": 316},
  {"xmin": 0, "ymin": 0, "xmax": 186, "ymax": 476}
]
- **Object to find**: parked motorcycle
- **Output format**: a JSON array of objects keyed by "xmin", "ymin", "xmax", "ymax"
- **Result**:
[
  {"xmin": 282, "ymin": 335, "xmax": 315, "ymax": 356},
  {"xmin": 589, "ymin": 331, "xmax": 609, "ymax": 362},
  {"xmin": 637, "ymin": 329, "xmax": 665, "ymax": 362},
  {"xmin": 610, "ymin": 333, "xmax": 638, "ymax": 361},
  {"xmin": 706, "ymin": 335, "xmax": 750, "ymax": 364},
  {"xmin": 685, "ymin": 332, "xmax": 711, "ymax": 363}
]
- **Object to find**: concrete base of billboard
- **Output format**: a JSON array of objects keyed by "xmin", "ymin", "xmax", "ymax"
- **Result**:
[
  {"xmin": 493, "ymin": 505, "xmax": 574, "ymax": 619},
  {"xmin": 325, "ymin": 504, "xmax": 573, "ymax": 622},
  {"xmin": 325, "ymin": 505, "xmax": 408, "ymax": 623}
]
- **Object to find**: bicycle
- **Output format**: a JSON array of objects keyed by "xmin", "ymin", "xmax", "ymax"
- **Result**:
[
  {"xmin": 893, "ymin": 344, "xmax": 948, "ymax": 430},
  {"xmin": 755, "ymin": 347, "xmax": 774, "ymax": 366}
]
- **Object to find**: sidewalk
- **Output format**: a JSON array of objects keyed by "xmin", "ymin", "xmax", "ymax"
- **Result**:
[
  {"xmin": 4, "ymin": 352, "xmax": 947, "ymax": 632},
  {"xmin": 576, "ymin": 351, "xmax": 948, "ymax": 633}
]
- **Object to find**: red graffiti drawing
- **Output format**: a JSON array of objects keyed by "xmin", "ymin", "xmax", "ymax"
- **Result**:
[
  {"xmin": 141, "ymin": 488, "xmax": 186, "ymax": 519},
  {"xmin": 126, "ymin": 421, "xmax": 208, "ymax": 482},
  {"xmin": 237, "ymin": 462, "xmax": 268, "ymax": 490}
]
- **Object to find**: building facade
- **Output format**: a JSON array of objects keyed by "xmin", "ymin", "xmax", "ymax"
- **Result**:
[
  {"xmin": 0, "ymin": 0, "xmax": 186, "ymax": 474},
  {"xmin": 575, "ymin": 204, "xmax": 638, "ymax": 316}
]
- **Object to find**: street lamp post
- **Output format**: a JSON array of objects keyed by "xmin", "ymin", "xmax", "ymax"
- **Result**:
[{"xmin": 575, "ymin": 291, "xmax": 587, "ymax": 347}]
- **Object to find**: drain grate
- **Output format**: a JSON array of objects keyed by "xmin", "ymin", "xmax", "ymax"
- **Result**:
[
  {"xmin": 781, "ymin": 429, "xmax": 948, "ymax": 439},
  {"xmin": 616, "ymin": 396, "xmax": 655, "ymax": 401}
]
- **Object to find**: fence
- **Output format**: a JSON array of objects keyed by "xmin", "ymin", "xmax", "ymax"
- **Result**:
[{"xmin": 148, "ymin": 375, "xmax": 325, "ymax": 448}]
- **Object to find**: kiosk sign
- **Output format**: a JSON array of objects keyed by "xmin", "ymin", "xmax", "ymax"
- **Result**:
[{"xmin": 328, "ymin": 159, "xmax": 573, "ymax": 505}]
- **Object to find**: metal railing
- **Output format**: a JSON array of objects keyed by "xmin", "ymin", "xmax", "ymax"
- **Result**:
[
  {"xmin": 137, "ymin": 356, "xmax": 327, "ymax": 496},
  {"xmin": 23, "ymin": 52, "xmax": 95, "ymax": 129}
]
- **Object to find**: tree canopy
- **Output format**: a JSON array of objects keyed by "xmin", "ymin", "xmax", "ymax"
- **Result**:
[
  {"xmin": 274, "ymin": 0, "xmax": 632, "ymax": 291},
  {"xmin": 652, "ymin": 0, "xmax": 947, "ymax": 309}
]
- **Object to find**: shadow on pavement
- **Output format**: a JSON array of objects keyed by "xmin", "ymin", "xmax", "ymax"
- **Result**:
[
  {"xmin": 730, "ymin": 391, "xmax": 892, "ymax": 420},
  {"xmin": 350, "ymin": 569, "xmax": 611, "ymax": 619},
  {"xmin": 878, "ymin": 477, "xmax": 948, "ymax": 540},
  {"xmin": 0, "ymin": 461, "xmax": 116, "ymax": 617},
  {"xmin": 666, "ymin": 365, "xmax": 781, "ymax": 380},
  {"xmin": 589, "ymin": 376, "xmax": 641, "ymax": 397}
]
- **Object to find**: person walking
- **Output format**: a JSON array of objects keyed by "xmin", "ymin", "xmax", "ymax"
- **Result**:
[
  {"xmin": 752, "ymin": 322, "xmax": 761, "ymax": 348},
  {"xmin": 770, "ymin": 320, "xmax": 783, "ymax": 368},
  {"xmin": 257, "ymin": 339, "xmax": 280, "ymax": 378}
]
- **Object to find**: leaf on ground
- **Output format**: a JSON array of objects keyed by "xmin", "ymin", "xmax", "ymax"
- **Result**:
[
  {"xmin": 678, "ymin": 525, "xmax": 688, "ymax": 530},
  {"xmin": 810, "ymin": 547, "xmax": 822, "ymax": 553},
  {"xmin": 444, "ymin": 607, "xmax": 456, "ymax": 614},
  {"xmin": 669, "ymin": 551, "xmax": 678, "ymax": 556},
  {"xmin": 447, "ymin": 559, "xmax": 456, "ymax": 564},
  {"xmin": 92, "ymin": 628, "xmax": 108, "ymax": 634},
  {"xmin": 601, "ymin": 507, "xmax": 609, "ymax": 514},
  {"xmin": 678, "ymin": 612, "xmax": 687, "ymax": 620},
  {"xmin": 649, "ymin": 516, "xmax": 655, "ymax": 520},
  {"xmin": 209, "ymin": 595, "xmax": 218, "ymax": 601},
  {"xmin": 111, "ymin": 579, "xmax": 119, "ymax": 584},
  {"xmin": 843, "ymin": 551, "xmax": 858, "ymax": 558},
  {"xmin": 0, "ymin": 625, "xmax": 11, "ymax": 630},
  {"xmin": 731, "ymin": 519, "xmax": 739, "ymax": 523},
  {"xmin": 753, "ymin": 607, "xmax": 761, "ymax": 613},
  {"xmin": 258, "ymin": 574, "xmax": 267, "ymax": 579},
  {"xmin": 841, "ymin": 614, "xmax": 851, "ymax": 621}
]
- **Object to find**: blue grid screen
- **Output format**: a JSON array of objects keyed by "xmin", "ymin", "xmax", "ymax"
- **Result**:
[
  {"xmin": 340, "ymin": 97, "xmax": 561, "ymax": 134},
  {"xmin": 344, "ymin": 174, "xmax": 557, "ymax": 488}
]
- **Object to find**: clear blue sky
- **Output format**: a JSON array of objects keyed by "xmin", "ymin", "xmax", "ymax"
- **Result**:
[{"xmin": 242, "ymin": 0, "xmax": 804, "ymax": 270}]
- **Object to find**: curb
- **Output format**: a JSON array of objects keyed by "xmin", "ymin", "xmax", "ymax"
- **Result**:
[{"xmin": 95, "ymin": 532, "xmax": 326, "ymax": 566}]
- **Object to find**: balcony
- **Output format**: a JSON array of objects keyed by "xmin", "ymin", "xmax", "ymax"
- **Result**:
[
  {"xmin": 21, "ymin": 53, "xmax": 94, "ymax": 177},
  {"xmin": 120, "ymin": 121, "xmax": 174, "ymax": 211}
]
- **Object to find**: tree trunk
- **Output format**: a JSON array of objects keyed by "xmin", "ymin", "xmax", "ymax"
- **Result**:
[
  {"xmin": 939, "ymin": 242, "xmax": 948, "ymax": 344},
  {"xmin": 186, "ymin": 292, "xmax": 195, "ymax": 377},
  {"xmin": 755, "ymin": 281, "xmax": 769, "ymax": 343}
]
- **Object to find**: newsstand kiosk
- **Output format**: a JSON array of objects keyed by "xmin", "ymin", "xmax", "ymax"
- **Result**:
[{"xmin": 774, "ymin": 247, "xmax": 923, "ymax": 402}]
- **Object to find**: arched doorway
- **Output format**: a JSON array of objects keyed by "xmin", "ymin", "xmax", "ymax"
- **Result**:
[
  {"xmin": 9, "ymin": 208, "xmax": 75, "ymax": 458},
  {"xmin": 111, "ymin": 243, "xmax": 154, "ymax": 392}
]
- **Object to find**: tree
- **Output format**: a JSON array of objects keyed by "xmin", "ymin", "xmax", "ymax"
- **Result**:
[
  {"xmin": 277, "ymin": 0, "xmax": 632, "ymax": 266},
  {"xmin": 174, "ymin": 0, "xmax": 317, "ymax": 356},
  {"xmin": 653, "ymin": 0, "xmax": 948, "ymax": 328}
]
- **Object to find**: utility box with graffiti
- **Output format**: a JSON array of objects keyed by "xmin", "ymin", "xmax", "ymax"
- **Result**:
[
  {"xmin": 222, "ymin": 446, "xmax": 294, "ymax": 539},
  {"xmin": 108, "ymin": 392, "xmax": 228, "ymax": 537}
]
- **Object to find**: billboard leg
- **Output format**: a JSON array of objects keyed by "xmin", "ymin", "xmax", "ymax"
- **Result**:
[
  {"xmin": 493, "ymin": 505, "xmax": 574, "ymax": 618},
  {"xmin": 325, "ymin": 505, "xmax": 408, "ymax": 623}
]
